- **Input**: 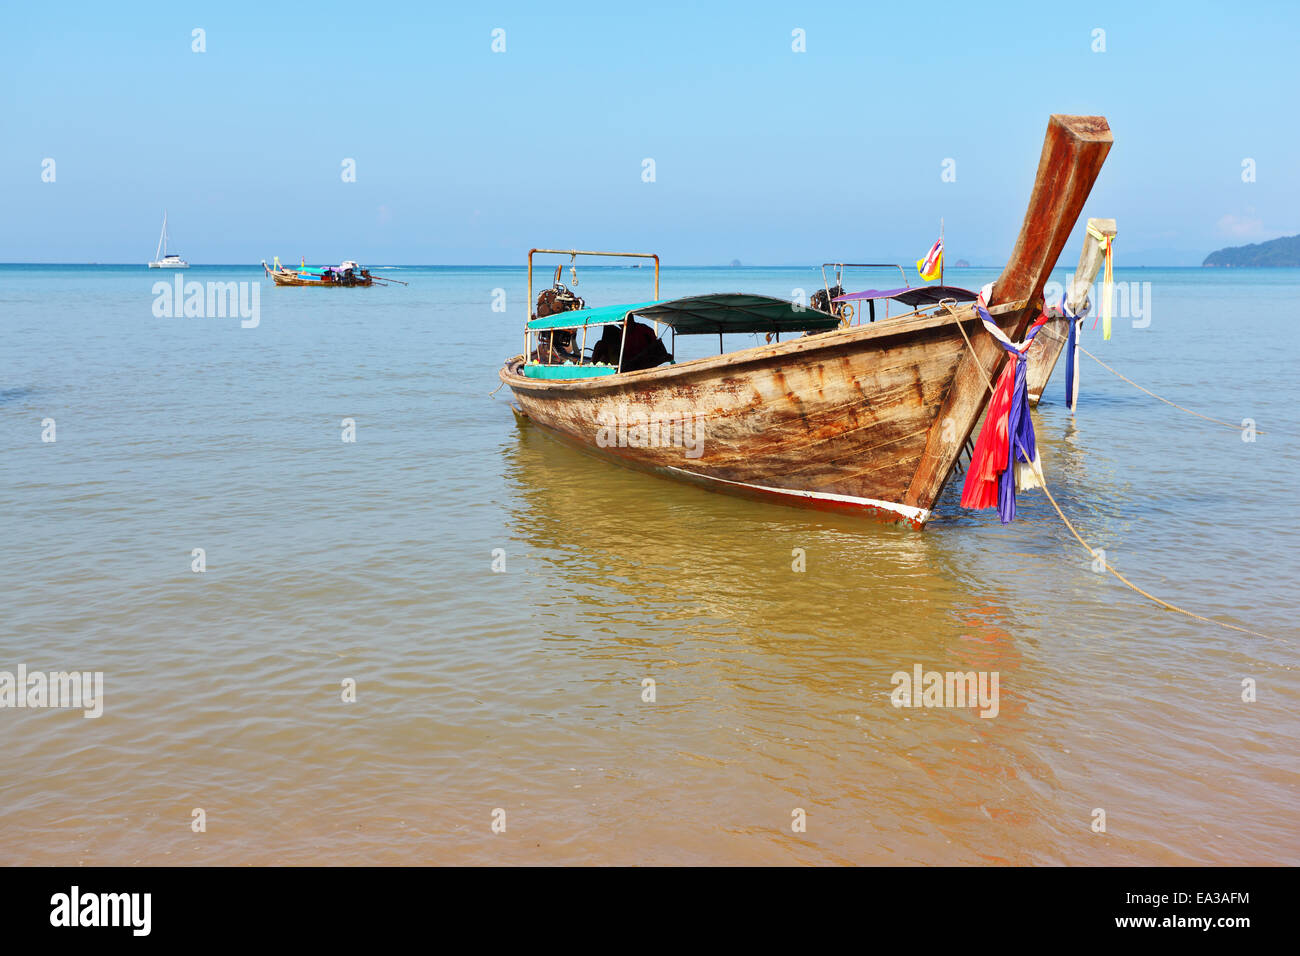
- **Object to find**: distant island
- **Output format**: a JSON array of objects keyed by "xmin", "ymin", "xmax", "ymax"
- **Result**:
[
  {"xmin": 952, "ymin": 259, "xmax": 971, "ymax": 268},
  {"xmin": 1203, "ymin": 234, "xmax": 1300, "ymax": 267}
]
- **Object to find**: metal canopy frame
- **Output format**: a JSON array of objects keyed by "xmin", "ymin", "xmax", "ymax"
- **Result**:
[
  {"xmin": 820, "ymin": 262, "xmax": 909, "ymax": 324},
  {"xmin": 525, "ymin": 248, "xmax": 662, "ymax": 367}
]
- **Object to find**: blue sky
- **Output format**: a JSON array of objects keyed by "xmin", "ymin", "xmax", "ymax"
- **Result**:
[{"xmin": 2, "ymin": 1, "xmax": 1296, "ymax": 265}]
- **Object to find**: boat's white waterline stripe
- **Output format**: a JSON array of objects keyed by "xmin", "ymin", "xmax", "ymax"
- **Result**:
[{"xmin": 663, "ymin": 466, "xmax": 931, "ymax": 524}]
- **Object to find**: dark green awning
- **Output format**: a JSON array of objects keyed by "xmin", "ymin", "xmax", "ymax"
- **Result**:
[
  {"xmin": 526, "ymin": 299, "xmax": 662, "ymax": 331},
  {"xmin": 526, "ymin": 293, "xmax": 840, "ymax": 335}
]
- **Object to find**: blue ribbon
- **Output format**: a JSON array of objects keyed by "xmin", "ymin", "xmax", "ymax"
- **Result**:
[
  {"xmin": 1062, "ymin": 295, "xmax": 1082, "ymax": 413},
  {"xmin": 1064, "ymin": 318, "xmax": 1077, "ymax": 411}
]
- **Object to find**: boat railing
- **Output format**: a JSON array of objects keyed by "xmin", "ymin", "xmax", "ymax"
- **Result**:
[
  {"xmin": 820, "ymin": 263, "xmax": 909, "ymax": 323},
  {"xmin": 525, "ymin": 248, "xmax": 661, "ymax": 368},
  {"xmin": 527, "ymin": 249, "xmax": 660, "ymax": 321}
]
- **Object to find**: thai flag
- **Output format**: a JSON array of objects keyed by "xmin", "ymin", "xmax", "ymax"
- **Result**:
[{"xmin": 917, "ymin": 238, "xmax": 942, "ymax": 281}]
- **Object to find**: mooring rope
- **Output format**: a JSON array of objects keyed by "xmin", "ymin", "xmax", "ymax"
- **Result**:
[
  {"xmin": 1079, "ymin": 346, "xmax": 1264, "ymax": 435},
  {"xmin": 1025, "ymin": 442, "xmax": 1270, "ymax": 638},
  {"xmin": 953, "ymin": 310, "xmax": 996, "ymax": 391},
  {"xmin": 947, "ymin": 309, "xmax": 1272, "ymax": 639}
]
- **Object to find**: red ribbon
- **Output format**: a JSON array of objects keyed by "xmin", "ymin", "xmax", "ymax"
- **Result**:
[{"xmin": 959, "ymin": 308, "xmax": 1050, "ymax": 514}]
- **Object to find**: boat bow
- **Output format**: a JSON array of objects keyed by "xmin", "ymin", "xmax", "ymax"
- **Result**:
[{"xmin": 903, "ymin": 114, "xmax": 1112, "ymax": 513}]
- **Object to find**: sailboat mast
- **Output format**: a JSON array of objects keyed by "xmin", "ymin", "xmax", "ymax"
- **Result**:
[{"xmin": 156, "ymin": 211, "xmax": 167, "ymax": 261}]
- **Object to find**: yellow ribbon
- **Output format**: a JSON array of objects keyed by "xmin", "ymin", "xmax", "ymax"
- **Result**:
[{"xmin": 1088, "ymin": 224, "xmax": 1115, "ymax": 340}]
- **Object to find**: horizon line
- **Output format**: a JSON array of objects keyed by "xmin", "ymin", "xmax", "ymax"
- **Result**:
[{"xmin": 0, "ymin": 261, "xmax": 1229, "ymax": 269}]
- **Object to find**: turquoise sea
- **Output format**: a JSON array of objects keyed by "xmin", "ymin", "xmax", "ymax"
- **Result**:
[{"xmin": 1, "ymin": 263, "xmax": 1296, "ymax": 864}]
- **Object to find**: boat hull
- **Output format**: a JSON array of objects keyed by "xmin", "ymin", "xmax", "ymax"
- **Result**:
[
  {"xmin": 267, "ymin": 271, "xmax": 372, "ymax": 287},
  {"xmin": 502, "ymin": 303, "xmax": 1025, "ymax": 528}
]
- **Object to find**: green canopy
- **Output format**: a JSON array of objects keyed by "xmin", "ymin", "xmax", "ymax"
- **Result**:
[
  {"xmin": 525, "ymin": 293, "xmax": 840, "ymax": 335},
  {"xmin": 526, "ymin": 299, "xmax": 663, "ymax": 331}
]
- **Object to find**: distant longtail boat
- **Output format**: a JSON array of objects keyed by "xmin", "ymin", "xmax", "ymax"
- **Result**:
[{"xmin": 261, "ymin": 258, "xmax": 407, "ymax": 287}]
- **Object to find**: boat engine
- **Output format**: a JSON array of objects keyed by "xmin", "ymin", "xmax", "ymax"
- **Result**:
[
  {"xmin": 534, "ymin": 285, "xmax": 584, "ymax": 362},
  {"xmin": 532, "ymin": 266, "xmax": 587, "ymax": 363},
  {"xmin": 810, "ymin": 284, "xmax": 844, "ymax": 317},
  {"xmin": 536, "ymin": 282, "xmax": 585, "ymax": 318}
]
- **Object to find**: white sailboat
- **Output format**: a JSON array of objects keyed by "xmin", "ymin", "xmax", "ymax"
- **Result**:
[{"xmin": 148, "ymin": 211, "xmax": 189, "ymax": 268}]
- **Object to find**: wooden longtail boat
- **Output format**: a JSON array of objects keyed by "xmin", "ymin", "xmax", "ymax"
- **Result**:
[
  {"xmin": 263, "ymin": 259, "xmax": 373, "ymax": 286},
  {"xmin": 1025, "ymin": 217, "xmax": 1117, "ymax": 406},
  {"xmin": 260, "ymin": 258, "xmax": 407, "ymax": 287},
  {"xmin": 500, "ymin": 115, "xmax": 1112, "ymax": 528}
]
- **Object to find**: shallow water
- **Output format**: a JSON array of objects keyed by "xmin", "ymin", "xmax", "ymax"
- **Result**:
[{"xmin": 1, "ymin": 263, "xmax": 1296, "ymax": 864}]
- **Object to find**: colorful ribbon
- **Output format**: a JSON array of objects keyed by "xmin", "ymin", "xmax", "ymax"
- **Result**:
[
  {"xmin": 1087, "ymin": 224, "xmax": 1115, "ymax": 341},
  {"xmin": 1062, "ymin": 294, "xmax": 1084, "ymax": 413},
  {"xmin": 960, "ymin": 301, "xmax": 1050, "ymax": 523}
]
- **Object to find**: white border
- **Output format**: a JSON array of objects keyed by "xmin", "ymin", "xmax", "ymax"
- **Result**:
[{"xmin": 663, "ymin": 466, "xmax": 931, "ymax": 524}]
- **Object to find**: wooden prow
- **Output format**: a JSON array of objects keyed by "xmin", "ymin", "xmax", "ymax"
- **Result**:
[
  {"xmin": 989, "ymin": 115, "xmax": 1114, "ymax": 310},
  {"xmin": 1066, "ymin": 217, "xmax": 1117, "ymax": 314},
  {"xmin": 1025, "ymin": 216, "xmax": 1117, "ymax": 405},
  {"xmin": 904, "ymin": 114, "xmax": 1113, "ymax": 511}
]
